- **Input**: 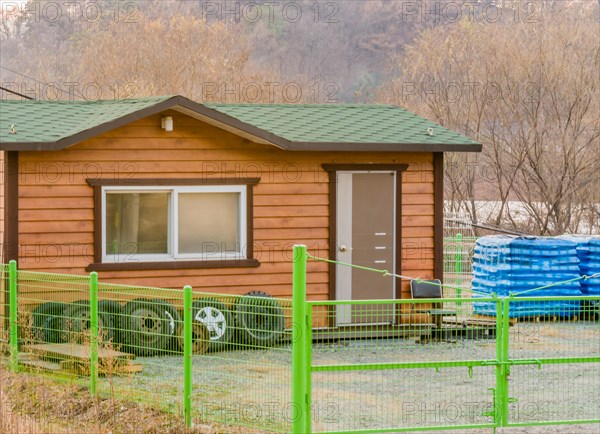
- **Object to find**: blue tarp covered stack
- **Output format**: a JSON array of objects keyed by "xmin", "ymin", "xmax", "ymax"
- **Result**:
[
  {"xmin": 559, "ymin": 235, "xmax": 600, "ymax": 296},
  {"xmin": 472, "ymin": 236, "xmax": 582, "ymax": 318}
]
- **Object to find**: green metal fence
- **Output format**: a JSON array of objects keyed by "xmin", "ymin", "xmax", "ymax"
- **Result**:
[
  {"xmin": 291, "ymin": 245, "xmax": 600, "ymax": 434},
  {"xmin": 2, "ymin": 253, "xmax": 600, "ymax": 434}
]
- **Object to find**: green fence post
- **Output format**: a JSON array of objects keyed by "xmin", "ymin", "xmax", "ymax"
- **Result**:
[
  {"xmin": 495, "ymin": 297, "xmax": 510, "ymax": 427},
  {"xmin": 89, "ymin": 271, "xmax": 98, "ymax": 397},
  {"xmin": 183, "ymin": 285, "xmax": 193, "ymax": 428},
  {"xmin": 456, "ymin": 233, "xmax": 463, "ymax": 305},
  {"xmin": 305, "ymin": 304, "xmax": 313, "ymax": 432},
  {"xmin": 500, "ymin": 297, "xmax": 511, "ymax": 426},
  {"xmin": 292, "ymin": 245, "xmax": 308, "ymax": 434},
  {"xmin": 494, "ymin": 297, "xmax": 502, "ymax": 427},
  {"xmin": 9, "ymin": 260, "xmax": 18, "ymax": 372}
]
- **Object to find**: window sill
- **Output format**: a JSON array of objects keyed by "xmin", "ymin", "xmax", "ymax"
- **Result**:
[{"xmin": 86, "ymin": 258, "xmax": 260, "ymax": 272}]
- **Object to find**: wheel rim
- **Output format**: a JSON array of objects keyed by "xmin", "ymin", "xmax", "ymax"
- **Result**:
[
  {"xmin": 194, "ymin": 306, "xmax": 227, "ymax": 341},
  {"xmin": 177, "ymin": 323, "xmax": 210, "ymax": 354},
  {"xmin": 45, "ymin": 316, "xmax": 63, "ymax": 343},
  {"xmin": 131, "ymin": 307, "xmax": 163, "ymax": 345},
  {"xmin": 71, "ymin": 309, "xmax": 92, "ymax": 333},
  {"xmin": 164, "ymin": 310, "xmax": 175, "ymax": 335}
]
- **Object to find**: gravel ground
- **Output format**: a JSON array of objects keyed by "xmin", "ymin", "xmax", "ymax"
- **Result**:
[
  {"xmin": 101, "ymin": 320, "xmax": 599, "ymax": 434},
  {"xmin": 406, "ymin": 426, "xmax": 600, "ymax": 434}
]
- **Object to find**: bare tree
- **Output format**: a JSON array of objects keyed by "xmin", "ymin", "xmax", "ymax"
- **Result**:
[
  {"xmin": 74, "ymin": 15, "xmax": 270, "ymax": 102},
  {"xmin": 0, "ymin": 2, "xmax": 290, "ymax": 102},
  {"xmin": 377, "ymin": 3, "xmax": 600, "ymax": 234}
]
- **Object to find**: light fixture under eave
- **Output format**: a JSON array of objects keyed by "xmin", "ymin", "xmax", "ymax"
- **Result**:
[{"xmin": 161, "ymin": 116, "xmax": 174, "ymax": 132}]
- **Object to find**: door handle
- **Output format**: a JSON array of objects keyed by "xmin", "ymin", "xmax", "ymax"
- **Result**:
[{"xmin": 339, "ymin": 245, "xmax": 349, "ymax": 252}]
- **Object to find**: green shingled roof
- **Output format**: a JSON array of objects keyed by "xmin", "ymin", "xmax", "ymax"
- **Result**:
[
  {"xmin": 204, "ymin": 103, "xmax": 477, "ymax": 146},
  {"xmin": 0, "ymin": 96, "xmax": 481, "ymax": 152},
  {"xmin": 0, "ymin": 96, "xmax": 172, "ymax": 145}
]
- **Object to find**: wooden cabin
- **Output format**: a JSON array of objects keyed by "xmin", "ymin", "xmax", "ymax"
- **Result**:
[{"xmin": 0, "ymin": 96, "xmax": 481, "ymax": 326}]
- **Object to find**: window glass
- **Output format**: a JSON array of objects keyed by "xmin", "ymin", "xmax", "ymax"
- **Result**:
[
  {"xmin": 105, "ymin": 192, "xmax": 169, "ymax": 255},
  {"xmin": 178, "ymin": 192, "xmax": 240, "ymax": 254}
]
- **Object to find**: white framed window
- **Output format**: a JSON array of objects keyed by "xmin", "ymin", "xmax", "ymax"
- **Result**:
[{"xmin": 102, "ymin": 185, "xmax": 247, "ymax": 263}]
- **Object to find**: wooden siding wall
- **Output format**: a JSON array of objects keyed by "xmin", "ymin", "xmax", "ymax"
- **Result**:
[{"xmin": 17, "ymin": 111, "xmax": 435, "ymax": 302}]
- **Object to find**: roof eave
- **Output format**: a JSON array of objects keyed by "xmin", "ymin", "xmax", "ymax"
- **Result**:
[
  {"xmin": 286, "ymin": 142, "xmax": 483, "ymax": 152},
  {"xmin": 0, "ymin": 141, "xmax": 483, "ymax": 152}
]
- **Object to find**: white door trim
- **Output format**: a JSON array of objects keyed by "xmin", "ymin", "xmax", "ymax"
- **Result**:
[
  {"xmin": 335, "ymin": 170, "xmax": 397, "ymax": 326},
  {"xmin": 336, "ymin": 172, "xmax": 353, "ymax": 324}
]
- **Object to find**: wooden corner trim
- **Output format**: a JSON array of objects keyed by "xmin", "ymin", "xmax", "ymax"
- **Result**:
[
  {"xmin": 433, "ymin": 152, "xmax": 444, "ymax": 282},
  {"xmin": 3, "ymin": 151, "xmax": 19, "ymax": 263}
]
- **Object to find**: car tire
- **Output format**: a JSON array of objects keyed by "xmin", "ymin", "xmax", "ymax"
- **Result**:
[
  {"xmin": 122, "ymin": 298, "xmax": 181, "ymax": 356},
  {"xmin": 63, "ymin": 300, "xmax": 114, "ymax": 343},
  {"xmin": 31, "ymin": 302, "xmax": 68, "ymax": 344},
  {"xmin": 235, "ymin": 291, "xmax": 284, "ymax": 347}
]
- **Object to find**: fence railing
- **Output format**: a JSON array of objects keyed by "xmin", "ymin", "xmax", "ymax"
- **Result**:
[{"xmin": 291, "ymin": 245, "xmax": 600, "ymax": 434}]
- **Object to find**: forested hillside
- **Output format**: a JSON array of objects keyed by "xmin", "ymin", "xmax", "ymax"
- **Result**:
[{"xmin": 1, "ymin": 0, "xmax": 599, "ymax": 234}]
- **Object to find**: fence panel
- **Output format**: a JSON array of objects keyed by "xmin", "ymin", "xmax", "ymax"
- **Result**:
[
  {"xmin": 15, "ymin": 269, "xmax": 91, "ymax": 376},
  {"xmin": 94, "ymin": 282, "xmax": 294, "ymax": 432},
  {"xmin": 5, "ymin": 256, "xmax": 600, "ymax": 433},
  {"xmin": 307, "ymin": 298, "xmax": 499, "ymax": 433},
  {"xmin": 443, "ymin": 234, "xmax": 477, "ymax": 299},
  {"xmin": 506, "ymin": 296, "xmax": 600, "ymax": 426},
  {"xmin": 189, "ymin": 292, "xmax": 293, "ymax": 432},
  {"xmin": 93, "ymin": 281, "xmax": 186, "ymax": 416},
  {"xmin": 3, "ymin": 263, "xmax": 293, "ymax": 432}
]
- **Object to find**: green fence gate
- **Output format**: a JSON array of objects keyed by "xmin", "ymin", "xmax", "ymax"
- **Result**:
[
  {"xmin": 292, "ymin": 245, "xmax": 600, "ymax": 434},
  {"xmin": 504, "ymin": 296, "xmax": 600, "ymax": 428}
]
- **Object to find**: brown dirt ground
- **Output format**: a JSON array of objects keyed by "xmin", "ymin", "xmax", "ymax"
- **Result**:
[{"xmin": 0, "ymin": 367, "xmax": 271, "ymax": 434}]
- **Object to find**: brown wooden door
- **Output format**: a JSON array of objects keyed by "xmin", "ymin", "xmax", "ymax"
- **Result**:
[{"xmin": 335, "ymin": 172, "xmax": 396, "ymax": 325}]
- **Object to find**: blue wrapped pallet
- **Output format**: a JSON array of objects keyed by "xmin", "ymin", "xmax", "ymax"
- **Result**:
[
  {"xmin": 583, "ymin": 238, "xmax": 600, "ymax": 296},
  {"xmin": 472, "ymin": 236, "xmax": 582, "ymax": 318},
  {"xmin": 559, "ymin": 235, "xmax": 600, "ymax": 296}
]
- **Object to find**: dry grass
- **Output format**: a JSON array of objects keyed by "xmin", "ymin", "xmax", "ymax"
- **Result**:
[
  {"xmin": 0, "ymin": 366, "xmax": 270, "ymax": 434},
  {"xmin": 0, "ymin": 389, "xmax": 71, "ymax": 434}
]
